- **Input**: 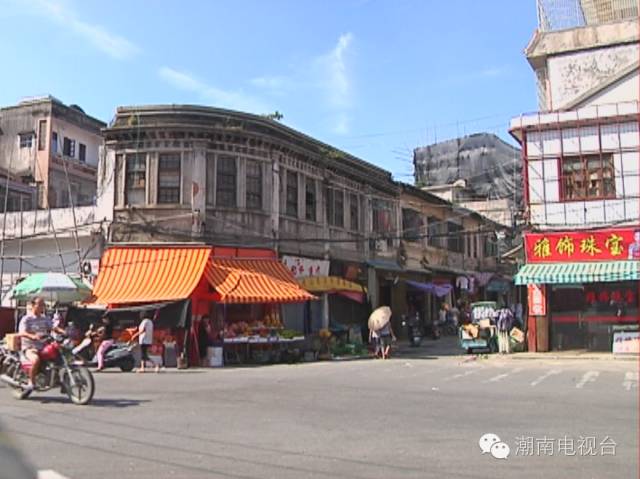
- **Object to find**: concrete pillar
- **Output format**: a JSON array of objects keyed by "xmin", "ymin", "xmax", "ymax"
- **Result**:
[
  {"xmin": 271, "ymin": 153, "xmax": 280, "ymax": 251},
  {"xmin": 96, "ymin": 146, "xmax": 115, "ymax": 221},
  {"xmin": 192, "ymin": 148, "xmax": 207, "ymax": 234},
  {"xmin": 321, "ymin": 293, "xmax": 329, "ymax": 330},
  {"xmin": 367, "ymin": 267, "xmax": 378, "ymax": 309}
]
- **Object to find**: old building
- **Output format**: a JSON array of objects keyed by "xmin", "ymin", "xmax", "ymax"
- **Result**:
[
  {"xmin": 413, "ymin": 133, "xmax": 522, "ymax": 227},
  {"xmin": 99, "ymin": 105, "xmax": 515, "ymax": 331},
  {"xmin": 395, "ymin": 184, "xmax": 513, "ymax": 325},
  {"xmin": 99, "ymin": 104, "xmax": 404, "ymax": 332},
  {"xmin": 511, "ymin": 0, "xmax": 639, "ymax": 352},
  {"xmin": 0, "ymin": 96, "xmax": 105, "ymax": 210},
  {"xmin": 101, "ymin": 104, "xmax": 398, "ymax": 255}
]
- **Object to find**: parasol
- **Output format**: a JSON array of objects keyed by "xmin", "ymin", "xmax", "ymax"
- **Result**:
[
  {"xmin": 9, "ymin": 272, "xmax": 92, "ymax": 304},
  {"xmin": 368, "ymin": 306, "xmax": 392, "ymax": 331}
]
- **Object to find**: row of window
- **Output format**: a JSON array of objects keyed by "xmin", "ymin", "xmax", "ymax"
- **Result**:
[
  {"xmin": 119, "ymin": 153, "xmax": 367, "ymax": 231},
  {"xmin": 18, "ymin": 124, "xmax": 87, "ymax": 163},
  {"xmin": 422, "ymin": 214, "xmax": 490, "ymax": 257},
  {"xmin": 0, "ymin": 187, "xmax": 33, "ymax": 213}
]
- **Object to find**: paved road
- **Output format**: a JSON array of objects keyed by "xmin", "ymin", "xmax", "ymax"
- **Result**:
[{"xmin": 0, "ymin": 356, "xmax": 637, "ymax": 479}]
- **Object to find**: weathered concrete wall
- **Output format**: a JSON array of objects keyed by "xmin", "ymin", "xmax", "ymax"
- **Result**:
[
  {"xmin": 526, "ymin": 17, "xmax": 639, "ymax": 69},
  {"xmin": 547, "ymin": 43, "xmax": 639, "ymax": 109},
  {"xmin": 575, "ymin": 68, "xmax": 639, "ymax": 107},
  {"xmin": 1, "ymin": 205, "xmax": 100, "ymax": 239},
  {"xmin": 0, "ymin": 102, "xmax": 50, "ymax": 178}
]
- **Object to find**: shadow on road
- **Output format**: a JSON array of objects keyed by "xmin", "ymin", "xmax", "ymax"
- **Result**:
[{"xmin": 27, "ymin": 396, "xmax": 150, "ymax": 408}]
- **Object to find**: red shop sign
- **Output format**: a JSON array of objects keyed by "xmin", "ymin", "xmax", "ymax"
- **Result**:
[{"xmin": 525, "ymin": 228, "xmax": 640, "ymax": 263}]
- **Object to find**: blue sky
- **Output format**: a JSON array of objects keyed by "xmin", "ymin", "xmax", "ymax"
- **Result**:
[{"xmin": 0, "ymin": 0, "xmax": 538, "ymax": 179}]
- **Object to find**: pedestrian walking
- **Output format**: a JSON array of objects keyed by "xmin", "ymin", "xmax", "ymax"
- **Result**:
[
  {"xmin": 496, "ymin": 308, "xmax": 514, "ymax": 354},
  {"xmin": 130, "ymin": 313, "xmax": 160, "ymax": 373},
  {"xmin": 377, "ymin": 321, "xmax": 396, "ymax": 359}
]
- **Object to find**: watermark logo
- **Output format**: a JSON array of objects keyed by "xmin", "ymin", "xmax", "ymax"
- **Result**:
[
  {"xmin": 479, "ymin": 433, "xmax": 510, "ymax": 460},
  {"xmin": 480, "ymin": 433, "xmax": 617, "ymax": 459}
]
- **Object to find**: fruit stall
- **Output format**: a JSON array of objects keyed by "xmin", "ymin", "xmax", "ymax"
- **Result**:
[{"xmin": 220, "ymin": 304, "xmax": 306, "ymax": 364}]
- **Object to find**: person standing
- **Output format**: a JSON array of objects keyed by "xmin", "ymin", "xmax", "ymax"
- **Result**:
[
  {"xmin": 95, "ymin": 315, "xmax": 114, "ymax": 372},
  {"xmin": 130, "ymin": 314, "xmax": 160, "ymax": 373}
]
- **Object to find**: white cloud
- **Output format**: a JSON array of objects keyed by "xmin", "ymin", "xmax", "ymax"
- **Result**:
[
  {"xmin": 159, "ymin": 67, "xmax": 270, "ymax": 114},
  {"xmin": 250, "ymin": 75, "xmax": 291, "ymax": 92},
  {"xmin": 317, "ymin": 32, "xmax": 354, "ymax": 109},
  {"xmin": 479, "ymin": 66, "xmax": 509, "ymax": 78},
  {"xmin": 332, "ymin": 113, "xmax": 350, "ymax": 135},
  {"xmin": 21, "ymin": 0, "xmax": 140, "ymax": 60},
  {"xmin": 159, "ymin": 67, "xmax": 206, "ymax": 92},
  {"xmin": 314, "ymin": 33, "xmax": 355, "ymax": 134}
]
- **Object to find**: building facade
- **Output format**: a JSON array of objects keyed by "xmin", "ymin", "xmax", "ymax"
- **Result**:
[
  {"xmin": 413, "ymin": 133, "xmax": 522, "ymax": 227},
  {"xmin": 0, "ymin": 96, "xmax": 105, "ymax": 211},
  {"xmin": 511, "ymin": 1, "xmax": 640, "ymax": 352},
  {"xmin": 97, "ymin": 104, "xmax": 512, "ymax": 335}
]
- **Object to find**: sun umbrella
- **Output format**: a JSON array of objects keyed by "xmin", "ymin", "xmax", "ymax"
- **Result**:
[
  {"xmin": 10, "ymin": 272, "xmax": 92, "ymax": 304},
  {"xmin": 368, "ymin": 306, "xmax": 392, "ymax": 331}
]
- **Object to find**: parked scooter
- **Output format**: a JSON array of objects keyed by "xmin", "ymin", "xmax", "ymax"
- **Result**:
[
  {"xmin": 401, "ymin": 313, "xmax": 423, "ymax": 347},
  {"xmin": 430, "ymin": 319, "xmax": 441, "ymax": 340},
  {"xmin": 73, "ymin": 339, "xmax": 135, "ymax": 372},
  {"xmin": 0, "ymin": 334, "xmax": 95, "ymax": 405}
]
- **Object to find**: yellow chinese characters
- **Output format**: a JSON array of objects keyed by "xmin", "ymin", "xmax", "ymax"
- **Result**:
[
  {"xmin": 556, "ymin": 236, "xmax": 575, "ymax": 257},
  {"xmin": 605, "ymin": 233, "xmax": 624, "ymax": 256},
  {"xmin": 580, "ymin": 236, "xmax": 602, "ymax": 256},
  {"xmin": 533, "ymin": 238, "xmax": 551, "ymax": 258}
]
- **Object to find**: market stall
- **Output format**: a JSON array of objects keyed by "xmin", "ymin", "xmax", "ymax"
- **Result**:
[
  {"xmin": 89, "ymin": 245, "xmax": 315, "ymax": 367},
  {"xmin": 203, "ymin": 256, "xmax": 315, "ymax": 364}
]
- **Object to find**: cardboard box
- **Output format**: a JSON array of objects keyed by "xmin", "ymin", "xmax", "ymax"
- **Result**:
[{"xmin": 4, "ymin": 333, "xmax": 20, "ymax": 351}]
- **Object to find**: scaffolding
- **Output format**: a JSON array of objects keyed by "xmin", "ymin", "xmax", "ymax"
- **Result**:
[{"xmin": 537, "ymin": 0, "xmax": 639, "ymax": 32}]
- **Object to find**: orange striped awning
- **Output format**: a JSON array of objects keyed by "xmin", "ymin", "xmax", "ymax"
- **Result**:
[
  {"xmin": 204, "ymin": 258, "xmax": 316, "ymax": 304},
  {"xmin": 92, "ymin": 247, "xmax": 212, "ymax": 304}
]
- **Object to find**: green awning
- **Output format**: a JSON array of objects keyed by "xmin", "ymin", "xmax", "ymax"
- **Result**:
[{"xmin": 514, "ymin": 261, "xmax": 640, "ymax": 285}]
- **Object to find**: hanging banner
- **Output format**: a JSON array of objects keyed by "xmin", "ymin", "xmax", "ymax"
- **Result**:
[
  {"xmin": 281, "ymin": 255, "xmax": 330, "ymax": 278},
  {"xmin": 528, "ymin": 284, "xmax": 546, "ymax": 316},
  {"xmin": 525, "ymin": 228, "xmax": 640, "ymax": 263}
]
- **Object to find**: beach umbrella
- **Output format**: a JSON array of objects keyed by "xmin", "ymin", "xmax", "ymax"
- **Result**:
[
  {"xmin": 10, "ymin": 272, "xmax": 92, "ymax": 303},
  {"xmin": 367, "ymin": 306, "xmax": 392, "ymax": 331}
]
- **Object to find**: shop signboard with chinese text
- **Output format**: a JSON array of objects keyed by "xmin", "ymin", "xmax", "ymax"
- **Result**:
[
  {"xmin": 525, "ymin": 228, "xmax": 640, "ymax": 263},
  {"xmin": 281, "ymin": 255, "xmax": 330, "ymax": 278},
  {"xmin": 528, "ymin": 284, "xmax": 546, "ymax": 316}
]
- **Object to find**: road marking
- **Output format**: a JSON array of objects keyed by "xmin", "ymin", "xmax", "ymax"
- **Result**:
[
  {"xmin": 448, "ymin": 371, "xmax": 475, "ymax": 379},
  {"xmin": 623, "ymin": 372, "xmax": 638, "ymax": 391},
  {"xmin": 530, "ymin": 369, "xmax": 562, "ymax": 387},
  {"xmin": 38, "ymin": 471, "xmax": 71, "ymax": 479},
  {"xmin": 484, "ymin": 368, "xmax": 523, "ymax": 383},
  {"xmin": 576, "ymin": 371, "xmax": 599, "ymax": 389}
]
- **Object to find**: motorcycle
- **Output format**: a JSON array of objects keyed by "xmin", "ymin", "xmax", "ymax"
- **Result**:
[
  {"xmin": 401, "ymin": 314, "xmax": 423, "ymax": 347},
  {"xmin": 0, "ymin": 335, "xmax": 95, "ymax": 405},
  {"xmin": 73, "ymin": 339, "xmax": 135, "ymax": 372}
]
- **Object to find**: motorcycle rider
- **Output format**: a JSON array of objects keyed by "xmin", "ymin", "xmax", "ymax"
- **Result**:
[{"xmin": 17, "ymin": 297, "xmax": 65, "ymax": 394}]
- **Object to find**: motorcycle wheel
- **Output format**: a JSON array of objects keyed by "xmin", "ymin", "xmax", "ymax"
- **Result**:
[
  {"xmin": 5, "ymin": 363, "xmax": 30, "ymax": 400},
  {"xmin": 119, "ymin": 356, "xmax": 135, "ymax": 372},
  {"xmin": 62, "ymin": 366, "xmax": 95, "ymax": 405}
]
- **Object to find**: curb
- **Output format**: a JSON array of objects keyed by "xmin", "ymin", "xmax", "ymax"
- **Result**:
[{"xmin": 505, "ymin": 354, "xmax": 638, "ymax": 361}]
